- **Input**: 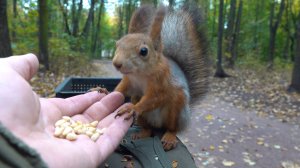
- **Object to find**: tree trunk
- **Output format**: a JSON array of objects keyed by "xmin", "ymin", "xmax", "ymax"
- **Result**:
[
  {"xmin": 229, "ymin": 0, "xmax": 243, "ymax": 68},
  {"xmin": 290, "ymin": 0, "xmax": 298, "ymax": 62},
  {"xmin": 169, "ymin": 0, "xmax": 175, "ymax": 8},
  {"xmin": 289, "ymin": 17, "xmax": 300, "ymax": 93},
  {"xmin": 153, "ymin": 0, "xmax": 158, "ymax": 6},
  {"xmin": 12, "ymin": 0, "xmax": 17, "ymax": 41},
  {"xmin": 225, "ymin": 0, "xmax": 236, "ymax": 53},
  {"xmin": 38, "ymin": 0, "xmax": 49, "ymax": 70},
  {"xmin": 253, "ymin": 0, "xmax": 260, "ymax": 51},
  {"xmin": 211, "ymin": 0, "xmax": 217, "ymax": 42},
  {"xmin": 58, "ymin": 0, "xmax": 71, "ymax": 35},
  {"xmin": 71, "ymin": 0, "xmax": 76, "ymax": 32},
  {"xmin": 225, "ymin": 0, "xmax": 236, "ymax": 67},
  {"xmin": 214, "ymin": 0, "xmax": 229, "ymax": 78},
  {"xmin": 282, "ymin": 0, "xmax": 291, "ymax": 60},
  {"xmin": 0, "ymin": 0, "xmax": 13, "ymax": 57},
  {"xmin": 125, "ymin": 0, "xmax": 133, "ymax": 34},
  {"xmin": 91, "ymin": 0, "xmax": 104, "ymax": 58},
  {"xmin": 72, "ymin": 0, "xmax": 83, "ymax": 36},
  {"xmin": 117, "ymin": 6, "xmax": 124, "ymax": 39},
  {"xmin": 268, "ymin": 0, "xmax": 285, "ymax": 69},
  {"xmin": 82, "ymin": 0, "xmax": 96, "ymax": 37},
  {"xmin": 141, "ymin": 0, "xmax": 152, "ymax": 5}
]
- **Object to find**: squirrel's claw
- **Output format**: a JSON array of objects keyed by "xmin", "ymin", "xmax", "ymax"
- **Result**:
[
  {"xmin": 88, "ymin": 87, "xmax": 109, "ymax": 95},
  {"xmin": 115, "ymin": 106, "xmax": 136, "ymax": 120},
  {"xmin": 161, "ymin": 132, "xmax": 178, "ymax": 151}
]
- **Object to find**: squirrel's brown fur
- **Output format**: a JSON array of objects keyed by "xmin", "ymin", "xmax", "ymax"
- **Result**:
[{"xmin": 113, "ymin": 4, "xmax": 209, "ymax": 151}]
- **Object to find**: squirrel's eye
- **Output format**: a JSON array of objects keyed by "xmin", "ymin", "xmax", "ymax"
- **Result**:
[{"xmin": 139, "ymin": 47, "xmax": 148, "ymax": 56}]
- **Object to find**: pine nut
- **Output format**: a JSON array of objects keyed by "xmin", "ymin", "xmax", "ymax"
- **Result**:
[
  {"xmin": 90, "ymin": 121, "xmax": 99, "ymax": 127},
  {"xmin": 61, "ymin": 122, "xmax": 71, "ymax": 128},
  {"xmin": 55, "ymin": 119, "xmax": 65, "ymax": 127},
  {"xmin": 74, "ymin": 125, "xmax": 83, "ymax": 131},
  {"xmin": 70, "ymin": 121, "xmax": 77, "ymax": 128},
  {"xmin": 85, "ymin": 130, "xmax": 94, "ymax": 137},
  {"xmin": 62, "ymin": 116, "xmax": 71, "ymax": 121},
  {"xmin": 91, "ymin": 132, "xmax": 100, "ymax": 142},
  {"xmin": 54, "ymin": 116, "xmax": 104, "ymax": 142},
  {"xmin": 54, "ymin": 127, "xmax": 64, "ymax": 137},
  {"xmin": 62, "ymin": 126, "xmax": 73, "ymax": 136},
  {"xmin": 87, "ymin": 127, "xmax": 96, "ymax": 132},
  {"xmin": 66, "ymin": 132, "xmax": 77, "ymax": 141}
]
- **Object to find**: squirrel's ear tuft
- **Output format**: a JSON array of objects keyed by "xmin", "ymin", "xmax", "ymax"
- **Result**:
[
  {"xmin": 149, "ymin": 6, "xmax": 167, "ymax": 52},
  {"xmin": 128, "ymin": 5, "xmax": 155, "ymax": 34}
]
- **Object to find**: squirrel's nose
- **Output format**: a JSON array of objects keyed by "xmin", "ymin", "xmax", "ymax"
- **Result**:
[{"xmin": 113, "ymin": 62, "xmax": 122, "ymax": 70}]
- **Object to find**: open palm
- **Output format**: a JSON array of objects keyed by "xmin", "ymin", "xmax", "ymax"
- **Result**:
[{"xmin": 0, "ymin": 54, "xmax": 132, "ymax": 168}]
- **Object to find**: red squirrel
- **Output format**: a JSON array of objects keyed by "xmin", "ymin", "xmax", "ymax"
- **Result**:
[{"xmin": 113, "ymin": 5, "xmax": 209, "ymax": 151}]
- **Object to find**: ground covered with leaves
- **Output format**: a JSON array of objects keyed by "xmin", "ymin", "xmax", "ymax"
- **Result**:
[
  {"xmin": 30, "ymin": 57, "xmax": 106, "ymax": 97},
  {"xmin": 210, "ymin": 68, "xmax": 300, "ymax": 125}
]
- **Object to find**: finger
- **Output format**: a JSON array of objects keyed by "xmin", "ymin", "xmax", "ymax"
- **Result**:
[
  {"xmin": 81, "ymin": 92, "xmax": 124, "ymax": 121},
  {"xmin": 97, "ymin": 103, "xmax": 132, "ymax": 128},
  {"xmin": 49, "ymin": 91, "xmax": 105, "ymax": 117},
  {"xmin": 96, "ymin": 113, "xmax": 133, "ymax": 163},
  {"xmin": 4, "ymin": 53, "xmax": 39, "ymax": 81}
]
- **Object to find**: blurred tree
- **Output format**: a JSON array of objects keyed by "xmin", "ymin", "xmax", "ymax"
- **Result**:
[
  {"xmin": 91, "ymin": 0, "xmax": 104, "ymax": 58},
  {"xmin": 253, "ymin": 0, "xmax": 261, "ymax": 52},
  {"xmin": 58, "ymin": 0, "xmax": 71, "ymax": 35},
  {"xmin": 228, "ymin": 0, "xmax": 243, "ymax": 68},
  {"xmin": 71, "ymin": 0, "xmax": 83, "ymax": 36},
  {"xmin": 268, "ymin": 0, "xmax": 285, "ymax": 69},
  {"xmin": 12, "ymin": 0, "xmax": 18, "ymax": 41},
  {"xmin": 210, "ymin": 0, "xmax": 217, "ymax": 42},
  {"xmin": 169, "ymin": 0, "xmax": 175, "ymax": 8},
  {"xmin": 124, "ymin": 0, "xmax": 137, "ymax": 33},
  {"xmin": 82, "ymin": 0, "xmax": 96, "ymax": 37},
  {"xmin": 282, "ymin": 0, "xmax": 292, "ymax": 60},
  {"xmin": 225, "ymin": 0, "xmax": 236, "ymax": 67},
  {"xmin": 38, "ymin": 0, "xmax": 49, "ymax": 70},
  {"xmin": 0, "ymin": 0, "xmax": 13, "ymax": 57},
  {"xmin": 289, "ymin": 13, "xmax": 300, "ymax": 93},
  {"xmin": 290, "ymin": 0, "xmax": 300, "ymax": 62},
  {"xmin": 117, "ymin": 6, "xmax": 124, "ymax": 38},
  {"xmin": 214, "ymin": 0, "xmax": 230, "ymax": 77},
  {"xmin": 141, "ymin": 0, "xmax": 152, "ymax": 5}
]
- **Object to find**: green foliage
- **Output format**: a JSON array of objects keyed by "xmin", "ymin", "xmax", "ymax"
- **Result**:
[
  {"xmin": 5, "ymin": 0, "xmax": 300, "ymax": 72},
  {"xmin": 48, "ymin": 37, "xmax": 91, "ymax": 74},
  {"xmin": 10, "ymin": 6, "xmax": 39, "ymax": 55}
]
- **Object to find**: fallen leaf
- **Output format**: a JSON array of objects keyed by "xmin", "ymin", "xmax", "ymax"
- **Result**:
[
  {"xmin": 274, "ymin": 145, "xmax": 281, "ymax": 149},
  {"xmin": 222, "ymin": 139, "xmax": 228, "ymax": 144},
  {"xmin": 172, "ymin": 160, "xmax": 178, "ymax": 168},
  {"xmin": 205, "ymin": 114, "xmax": 214, "ymax": 121},
  {"xmin": 243, "ymin": 158, "xmax": 256, "ymax": 166},
  {"xmin": 257, "ymin": 137, "xmax": 264, "ymax": 145},
  {"xmin": 222, "ymin": 160, "xmax": 235, "ymax": 167},
  {"xmin": 281, "ymin": 161, "xmax": 300, "ymax": 168}
]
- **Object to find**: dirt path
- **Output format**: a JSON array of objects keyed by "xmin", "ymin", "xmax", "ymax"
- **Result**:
[
  {"xmin": 92, "ymin": 60, "xmax": 300, "ymax": 168},
  {"xmin": 181, "ymin": 96, "xmax": 300, "ymax": 168}
]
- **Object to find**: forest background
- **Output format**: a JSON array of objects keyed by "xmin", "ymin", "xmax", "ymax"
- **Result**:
[{"xmin": 0, "ymin": 0, "xmax": 299, "ymax": 98}]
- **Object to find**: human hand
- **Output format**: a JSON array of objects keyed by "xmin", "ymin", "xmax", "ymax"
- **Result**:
[{"xmin": 0, "ymin": 54, "xmax": 133, "ymax": 168}]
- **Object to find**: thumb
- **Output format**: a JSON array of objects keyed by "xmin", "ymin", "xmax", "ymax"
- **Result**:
[{"xmin": 4, "ymin": 53, "xmax": 39, "ymax": 81}]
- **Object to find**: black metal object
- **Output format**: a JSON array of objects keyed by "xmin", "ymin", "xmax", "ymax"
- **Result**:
[{"xmin": 55, "ymin": 77, "xmax": 122, "ymax": 98}]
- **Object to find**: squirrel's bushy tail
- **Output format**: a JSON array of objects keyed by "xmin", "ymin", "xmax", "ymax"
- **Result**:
[{"xmin": 161, "ymin": 5, "xmax": 209, "ymax": 104}]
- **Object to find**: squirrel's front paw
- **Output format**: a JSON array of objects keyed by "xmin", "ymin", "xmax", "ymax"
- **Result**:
[
  {"xmin": 115, "ymin": 105, "xmax": 136, "ymax": 120},
  {"xmin": 88, "ymin": 86, "xmax": 109, "ymax": 95},
  {"xmin": 161, "ymin": 132, "xmax": 178, "ymax": 151}
]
